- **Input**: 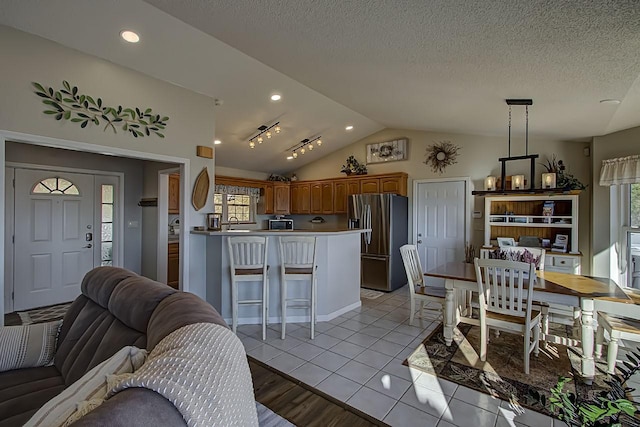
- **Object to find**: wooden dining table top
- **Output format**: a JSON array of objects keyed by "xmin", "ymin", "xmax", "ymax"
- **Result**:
[{"xmin": 425, "ymin": 262, "xmax": 631, "ymax": 302}]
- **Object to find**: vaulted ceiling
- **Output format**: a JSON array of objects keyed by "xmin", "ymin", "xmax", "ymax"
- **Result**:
[{"xmin": 2, "ymin": 1, "xmax": 640, "ymax": 173}]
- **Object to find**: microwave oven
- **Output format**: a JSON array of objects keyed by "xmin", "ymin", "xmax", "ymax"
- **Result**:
[{"xmin": 268, "ymin": 219, "xmax": 294, "ymax": 230}]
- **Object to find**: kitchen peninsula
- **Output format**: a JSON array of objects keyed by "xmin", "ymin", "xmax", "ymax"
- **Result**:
[{"xmin": 194, "ymin": 229, "xmax": 368, "ymax": 326}]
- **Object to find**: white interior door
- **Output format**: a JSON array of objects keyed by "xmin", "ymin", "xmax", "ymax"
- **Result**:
[
  {"xmin": 14, "ymin": 169, "xmax": 95, "ymax": 310},
  {"xmin": 415, "ymin": 180, "xmax": 467, "ymax": 273}
]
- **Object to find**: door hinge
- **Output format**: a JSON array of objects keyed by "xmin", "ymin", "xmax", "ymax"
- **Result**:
[
  {"xmin": 11, "ymin": 291, "xmax": 14, "ymax": 301},
  {"xmin": 12, "ymin": 179, "xmax": 15, "ymax": 188},
  {"xmin": 12, "ymin": 235, "xmax": 14, "ymax": 244}
]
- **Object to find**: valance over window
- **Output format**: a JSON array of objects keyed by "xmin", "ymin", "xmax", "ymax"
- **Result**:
[
  {"xmin": 214, "ymin": 184, "xmax": 261, "ymax": 198},
  {"xmin": 599, "ymin": 155, "xmax": 640, "ymax": 186}
]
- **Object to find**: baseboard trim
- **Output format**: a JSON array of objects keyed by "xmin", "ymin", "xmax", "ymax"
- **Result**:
[{"xmin": 226, "ymin": 300, "xmax": 362, "ymax": 326}]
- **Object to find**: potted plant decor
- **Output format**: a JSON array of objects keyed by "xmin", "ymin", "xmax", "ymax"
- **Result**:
[{"xmin": 542, "ymin": 156, "xmax": 586, "ymax": 192}]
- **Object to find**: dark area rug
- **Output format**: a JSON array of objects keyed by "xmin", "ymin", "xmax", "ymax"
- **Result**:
[{"xmin": 404, "ymin": 324, "xmax": 612, "ymax": 420}]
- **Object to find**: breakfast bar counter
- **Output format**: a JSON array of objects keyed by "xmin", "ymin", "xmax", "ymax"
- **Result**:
[{"xmin": 194, "ymin": 229, "xmax": 367, "ymax": 325}]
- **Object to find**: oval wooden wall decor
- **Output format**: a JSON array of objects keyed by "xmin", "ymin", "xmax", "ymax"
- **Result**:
[{"xmin": 192, "ymin": 167, "xmax": 210, "ymax": 211}]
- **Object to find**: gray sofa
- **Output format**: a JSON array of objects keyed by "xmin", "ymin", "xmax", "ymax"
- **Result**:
[{"xmin": 0, "ymin": 266, "xmax": 227, "ymax": 427}]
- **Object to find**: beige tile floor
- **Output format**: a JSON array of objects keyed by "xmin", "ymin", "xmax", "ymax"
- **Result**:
[{"xmin": 239, "ymin": 285, "xmax": 566, "ymax": 427}]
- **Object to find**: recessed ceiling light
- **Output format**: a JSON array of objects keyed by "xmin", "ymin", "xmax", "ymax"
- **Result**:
[
  {"xmin": 120, "ymin": 30, "xmax": 140, "ymax": 43},
  {"xmin": 270, "ymin": 94, "xmax": 282, "ymax": 101},
  {"xmin": 600, "ymin": 99, "xmax": 621, "ymax": 105},
  {"xmin": 214, "ymin": 139, "xmax": 222, "ymax": 145},
  {"xmin": 345, "ymin": 125, "xmax": 354, "ymax": 131},
  {"xmin": 286, "ymin": 156, "xmax": 294, "ymax": 160}
]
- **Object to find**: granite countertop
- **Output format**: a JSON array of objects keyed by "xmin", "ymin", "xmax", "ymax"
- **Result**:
[{"xmin": 191, "ymin": 228, "xmax": 370, "ymax": 236}]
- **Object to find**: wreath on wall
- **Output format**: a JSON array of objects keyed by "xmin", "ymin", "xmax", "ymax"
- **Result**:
[{"xmin": 424, "ymin": 141, "xmax": 460, "ymax": 174}]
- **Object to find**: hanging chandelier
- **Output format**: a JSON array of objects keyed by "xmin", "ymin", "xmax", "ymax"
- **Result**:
[
  {"xmin": 473, "ymin": 99, "xmax": 542, "ymax": 194},
  {"xmin": 287, "ymin": 136, "xmax": 323, "ymax": 159},
  {"xmin": 248, "ymin": 122, "xmax": 281, "ymax": 149}
]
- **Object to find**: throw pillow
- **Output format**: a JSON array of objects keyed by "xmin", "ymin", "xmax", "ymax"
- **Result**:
[
  {"xmin": 24, "ymin": 345, "xmax": 146, "ymax": 427},
  {"xmin": 0, "ymin": 320, "xmax": 61, "ymax": 372}
]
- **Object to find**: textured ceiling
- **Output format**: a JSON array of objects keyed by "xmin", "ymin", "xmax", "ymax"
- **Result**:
[
  {"xmin": 0, "ymin": 0, "xmax": 381, "ymax": 173},
  {"xmin": 2, "ymin": 1, "xmax": 640, "ymax": 174},
  {"xmin": 146, "ymin": 0, "xmax": 640, "ymax": 140}
]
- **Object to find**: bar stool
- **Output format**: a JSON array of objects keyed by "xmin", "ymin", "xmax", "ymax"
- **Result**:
[
  {"xmin": 279, "ymin": 236, "xmax": 317, "ymax": 340},
  {"xmin": 227, "ymin": 236, "xmax": 269, "ymax": 340}
]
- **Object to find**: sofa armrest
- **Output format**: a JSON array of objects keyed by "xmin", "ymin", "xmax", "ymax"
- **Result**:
[{"xmin": 69, "ymin": 388, "xmax": 186, "ymax": 427}]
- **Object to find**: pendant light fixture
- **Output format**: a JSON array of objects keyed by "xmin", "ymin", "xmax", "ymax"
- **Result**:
[{"xmin": 472, "ymin": 99, "xmax": 541, "ymax": 194}]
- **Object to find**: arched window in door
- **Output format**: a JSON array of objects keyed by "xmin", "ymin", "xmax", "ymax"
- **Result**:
[{"xmin": 31, "ymin": 177, "xmax": 80, "ymax": 195}]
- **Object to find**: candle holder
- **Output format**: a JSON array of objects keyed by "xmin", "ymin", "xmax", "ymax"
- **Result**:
[
  {"xmin": 542, "ymin": 172, "xmax": 556, "ymax": 189},
  {"xmin": 512, "ymin": 174, "xmax": 525, "ymax": 190},
  {"xmin": 484, "ymin": 176, "xmax": 497, "ymax": 191}
]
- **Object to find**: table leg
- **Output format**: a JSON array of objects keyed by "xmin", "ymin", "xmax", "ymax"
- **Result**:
[
  {"xmin": 444, "ymin": 279, "xmax": 456, "ymax": 346},
  {"xmin": 581, "ymin": 298, "xmax": 595, "ymax": 382}
]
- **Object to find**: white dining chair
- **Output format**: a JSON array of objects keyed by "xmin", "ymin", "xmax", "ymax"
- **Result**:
[
  {"xmin": 228, "ymin": 236, "xmax": 269, "ymax": 340},
  {"xmin": 279, "ymin": 236, "xmax": 317, "ymax": 339},
  {"xmin": 595, "ymin": 298, "xmax": 640, "ymax": 374},
  {"xmin": 400, "ymin": 244, "xmax": 445, "ymax": 326},
  {"xmin": 474, "ymin": 257, "xmax": 541, "ymax": 374},
  {"xmin": 482, "ymin": 247, "xmax": 579, "ymax": 345}
]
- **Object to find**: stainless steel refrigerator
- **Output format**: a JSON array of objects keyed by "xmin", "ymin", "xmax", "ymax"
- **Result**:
[{"xmin": 348, "ymin": 194, "xmax": 408, "ymax": 291}]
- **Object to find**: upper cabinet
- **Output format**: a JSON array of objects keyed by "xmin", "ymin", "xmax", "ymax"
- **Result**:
[
  {"xmin": 273, "ymin": 183, "xmax": 290, "ymax": 215},
  {"xmin": 333, "ymin": 181, "xmax": 348, "ymax": 214},
  {"xmin": 360, "ymin": 178, "xmax": 380, "ymax": 194},
  {"xmin": 216, "ymin": 172, "xmax": 407, "ymax": 217},
  {"xmin": 168, "ymin": 173, "xmax": 180, "ymax": 214}
]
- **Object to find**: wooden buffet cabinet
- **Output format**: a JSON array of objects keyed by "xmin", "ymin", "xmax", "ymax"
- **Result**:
[
  {"xmin": 215, "ymin": 172, "xmax": 408, "ymax": 216},
  {"xmin": 481, "ymin": 194, "xmax": 582, "ymax": 274}
]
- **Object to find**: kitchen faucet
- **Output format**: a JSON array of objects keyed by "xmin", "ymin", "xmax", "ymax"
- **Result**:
[{"xmin": 228, "ymin": 216, "xmax": 239, "ymax": 230}]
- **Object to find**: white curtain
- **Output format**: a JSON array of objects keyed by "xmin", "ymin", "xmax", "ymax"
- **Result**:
[
  {"xmin": 213, "ymin": 184, "xmax": 260, "ymax": 198},
  {"xmin": 599, "ymin": 155, "xmax": 640, "ymax": 186}
]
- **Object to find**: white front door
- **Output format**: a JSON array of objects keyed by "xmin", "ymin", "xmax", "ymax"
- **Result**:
[
  {"xmin": 415, "ymin": 180, "xmax": 467, "ymax": 272},
  {"xmin": 14, "ymin": 169, "xmax": 95, "ymax": 310}
]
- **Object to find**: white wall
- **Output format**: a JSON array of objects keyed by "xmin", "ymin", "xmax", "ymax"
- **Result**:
[
  {"xmin": 0, "ymin": 25, "xmax": 216, "ymax": 301},
  {"xmin": 592, "ymin": 125, "xmax": 640, "ymax": 279},
  {"xmin": 293, "ymin": 128, "xmax": 593, "ymax": 272}
]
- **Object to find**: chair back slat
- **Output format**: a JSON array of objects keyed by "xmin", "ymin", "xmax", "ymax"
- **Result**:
[
  {"xmin": 228, "ymin": 236, "xmax": 268, "ymax": 271},
  {"xmin": 279, "ymin": 236, "xmax": 317, "ymax": 269},
  {"xmin": 475, "ymin": 258, "xmax": 535, "ymax": 318},
  {"xmin": 400, "ymin": 245, "xmax": 424, "ymax": 294}
]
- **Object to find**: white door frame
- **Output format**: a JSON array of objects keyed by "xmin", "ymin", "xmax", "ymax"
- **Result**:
[
  {"xmin": 6, "ymin": 162, "xmax": 125, "ymax": 265},
  {"xmin": 0, "ymin": 130, "xmax": 191, "ymax": 324},
  {"xmin": 412, "ymin": 176, "xmax": 472, "ymax": 250},
  {"xmin": 156, "ymin": 167, "xmax": 180, "ymax": 285}
]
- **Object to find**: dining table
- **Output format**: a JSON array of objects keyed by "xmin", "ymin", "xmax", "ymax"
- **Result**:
[{"xmin": 425, "ymin": 261, "xmax": 632, "ymax": 381}]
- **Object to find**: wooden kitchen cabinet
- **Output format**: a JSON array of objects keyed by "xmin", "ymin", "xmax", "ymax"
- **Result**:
[
  {"xmin": 360, "ymin": 178, "xmax": 380, "ymax": 194},
  {"xmin": 321, "ymin": 182, "xmax": 334, "ymax": 214},
  {"xmin": 168, "ymin": 173, "xmax": 180, "ymax": 214},
  {"xmin": 310, "ymin": 183, "xmax": 323, "ymax": 214},
  {"xmin": 167, "ymin": 242, "xmax": 179, "ymax": 289},
  {"xmin": 290, "ymin": 183, "xmax": 310, "ymax": 214},
  {"xmin": 273, "ymin": 183, "xmax": 290, "ymax": 215},
  {"xmin": 333, "ymin": 181, "xmax": 348, "ymax": 214},
  {"xmin": 380, "ymin": 175, "xmax": 407, "ymax": 195},
  {"xmin": 258, "ymin": 184, "xmax": 274, "ymax": 214}
]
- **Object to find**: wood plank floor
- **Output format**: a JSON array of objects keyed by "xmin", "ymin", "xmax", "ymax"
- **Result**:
[{"xmin": 249, "ymin": 358, "xmax": 386, "ymax": 427}]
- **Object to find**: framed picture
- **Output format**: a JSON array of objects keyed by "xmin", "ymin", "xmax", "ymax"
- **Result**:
[
  {"xmin": 366, "ymin": 138, "xmax": 408, "ymax": 164},
  {"xmin": 497, "ymin": 237, "xmax": 516, "ymax": 247}
]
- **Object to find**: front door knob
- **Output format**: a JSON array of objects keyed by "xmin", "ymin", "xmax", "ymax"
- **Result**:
[
  {"xmin": 83, "ymin": 244, "xmax": 93, "ymax": 249},
  {"xmin": 417, "ymin": 240, "xmax": 422, "ymax": 244}
]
